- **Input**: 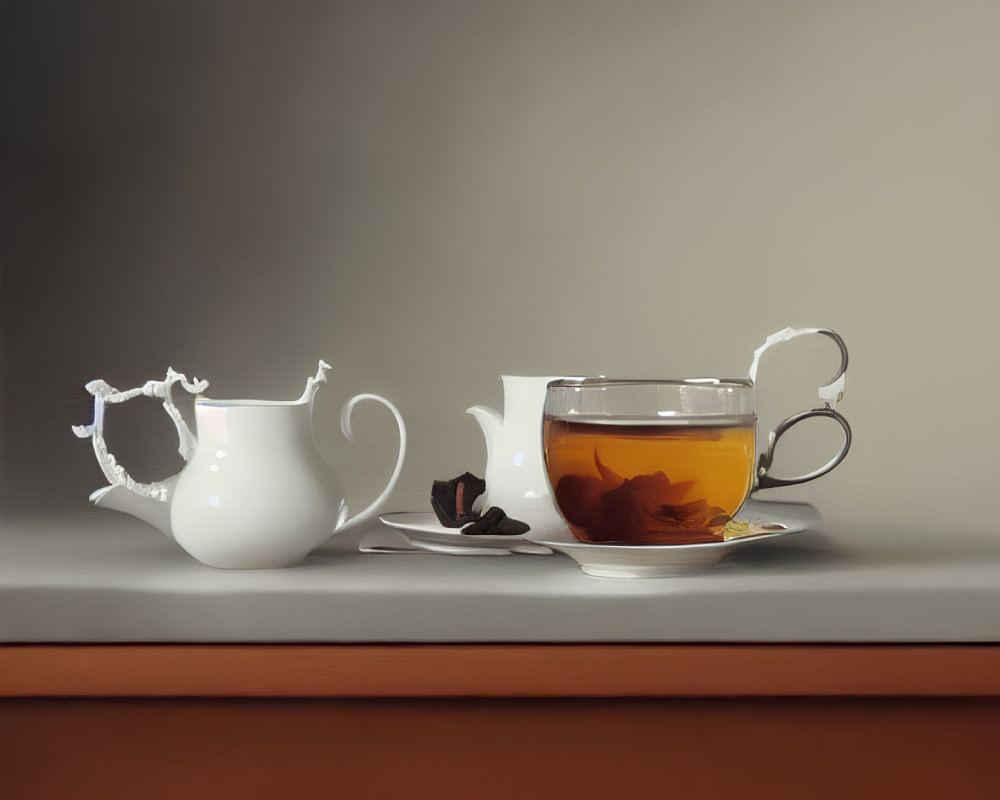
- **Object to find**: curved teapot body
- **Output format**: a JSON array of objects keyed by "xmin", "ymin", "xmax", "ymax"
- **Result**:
[
  {"xmin": 467, "ymin": 375, "xmax": 569, "ymax": 538},
  {"xmin": 172, "ymin": 399, "xmax": 347, "ymax": 569}
]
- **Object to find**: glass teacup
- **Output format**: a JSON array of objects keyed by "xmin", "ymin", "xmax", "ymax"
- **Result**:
[{"xmin": 543, "ymin": 366, "xmax": 850, "ymax": 546}]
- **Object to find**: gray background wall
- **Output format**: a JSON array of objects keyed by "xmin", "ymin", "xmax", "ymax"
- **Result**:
[{"xmin": 1, "ymin": 0, "xmax": 997, "ymax": 534}]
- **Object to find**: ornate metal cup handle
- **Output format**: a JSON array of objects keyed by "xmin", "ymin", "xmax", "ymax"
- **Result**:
[
  {"xmin": 756, "ymin": 407, "xmax": 853, "ymax": 490},
  {"xmin": 748, "ymin": 326, "xmax": 852, "ymax": 490},
  {"xmin": 811, "ymin": 328, "xmax": 849, "ymax": 408},
  {"xmin": 749, "ymin": 327, "xmax": 849, "ymax": 408}
]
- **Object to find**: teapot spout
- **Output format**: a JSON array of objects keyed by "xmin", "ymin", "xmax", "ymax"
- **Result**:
[
  {"xmin": 90, "ymin": 482, "xmax": 175, "ymax": 537},
  {"xmin": 466, "ymin": 405, "xmax": 504, "ymax": 462}
]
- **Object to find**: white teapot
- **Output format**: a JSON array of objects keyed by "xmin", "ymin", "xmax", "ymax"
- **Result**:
[
  {"xmin": 467, "ymin": 375, "xmax": 573, "ymax": 538},
  {"xmin": 73, "ymin": 361, "xmax": 406, "ymax": 569}
]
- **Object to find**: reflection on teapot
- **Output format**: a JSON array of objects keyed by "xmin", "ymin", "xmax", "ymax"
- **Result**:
[
  {"xmin": 73, "ymin": 361, "xmax": 406, "ymax": 569},
  {"xmin": 467, "ymin": 375, "xmax": 572, "ymax": 538}
]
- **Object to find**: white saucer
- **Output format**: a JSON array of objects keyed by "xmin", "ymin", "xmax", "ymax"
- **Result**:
[
  {"xmin": 378, "ymin": 512, "xmax": 553, "ymax": 555},
  {"xmin": 530, "ymin": 499, "xmax": 818, "ymax": 578},
  {"xmin": 378, "ymin": 500, "xmax": 815, "ymax": 565}
]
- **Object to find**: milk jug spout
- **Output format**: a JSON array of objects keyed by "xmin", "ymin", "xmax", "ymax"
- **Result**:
[{"xmin": 465, "ymin": 405, "xmax": 503, "ymax": 462}]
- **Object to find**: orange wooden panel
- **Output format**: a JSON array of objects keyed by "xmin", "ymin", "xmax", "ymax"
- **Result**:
[
  {"xmin": 3, "ymin": 643, "xmax": 1000, "ymax": 697},
  {"xmin": 2, "ymin": 697, "xmax": 999, "ymax": 799}
]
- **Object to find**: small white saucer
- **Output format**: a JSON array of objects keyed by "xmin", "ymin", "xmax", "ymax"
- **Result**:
[
  {"xmin": 378, "ymin": 512, "xmax": 553, "ymax": 555},
  {"xmin": 531, "ymin": 499, "xmax": 817, "ymax": 578}
]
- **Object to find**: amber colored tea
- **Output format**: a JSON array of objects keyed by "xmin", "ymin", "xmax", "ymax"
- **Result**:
[{"xmin": 543, "ymin": 415, "xmax": 756, "ymax": 544}]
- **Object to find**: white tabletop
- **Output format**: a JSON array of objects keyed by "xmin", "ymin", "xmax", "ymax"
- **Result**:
[{"xmin": 2, "ymin": 506, "xmax": 999, "ymax": 643}]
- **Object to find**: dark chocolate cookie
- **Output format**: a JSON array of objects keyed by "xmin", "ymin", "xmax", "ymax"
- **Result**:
[
  {"xmin": 431, "ymin": 472, "xmax": 486, "ymax": 528},
  {"xmin": 462, "ymin": 506, "xmax": 530, "ymax": 536}
]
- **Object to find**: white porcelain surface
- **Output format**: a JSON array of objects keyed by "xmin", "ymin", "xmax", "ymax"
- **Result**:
[
  {"xmin": 75, "ymin": 361, "xmax": 407, "ymax": 569},
  {"xmin": 378, "ymin": 512, "xmax": 553, "ymax": 554},
  {"xmin": 531, "ymin": 500, "xmax": 814, "ymax": 578}
]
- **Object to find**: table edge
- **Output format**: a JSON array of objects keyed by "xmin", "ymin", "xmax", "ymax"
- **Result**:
[{"xmin": 2, "ymin": 643, "xmax": 999, "ymax": 698}]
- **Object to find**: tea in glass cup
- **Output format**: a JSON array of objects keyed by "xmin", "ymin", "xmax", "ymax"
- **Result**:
[{"xmin": 543, "ymin": 377, "xmax": 849, "ymax": 545}]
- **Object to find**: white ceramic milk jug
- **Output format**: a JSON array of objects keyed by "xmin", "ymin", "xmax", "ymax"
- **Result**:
[{"xmin": 74, "ymin": 361, "xmax": 406, "ymax": 569}]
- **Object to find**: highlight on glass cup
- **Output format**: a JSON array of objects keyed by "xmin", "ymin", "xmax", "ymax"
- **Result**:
[{"xmin": 542, "ymin": 377, "xmax": 851, "ymax": 545}]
